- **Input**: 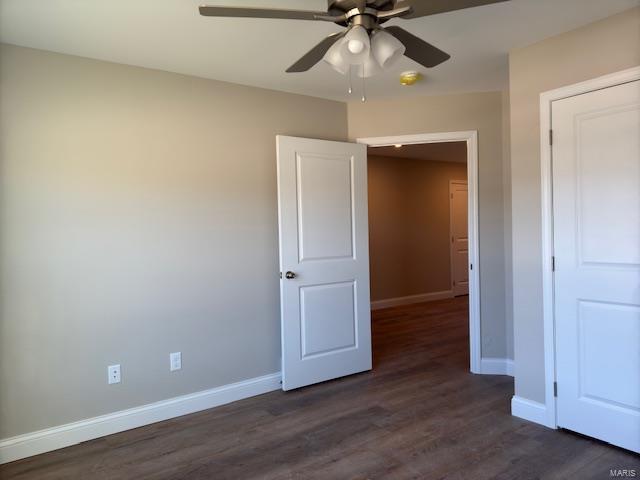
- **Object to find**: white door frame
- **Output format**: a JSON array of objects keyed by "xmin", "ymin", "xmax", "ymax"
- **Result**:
[
  {"xmin": 449, "ymin": 180, "xmax": 469, "ymax": 296},
  {"xmin": 539, "ymin": 66, "xmax": 640, "ymax": 429},
  {"xmin": 357, "ymin": 131, "xmax": 481, "ymax": 374}
]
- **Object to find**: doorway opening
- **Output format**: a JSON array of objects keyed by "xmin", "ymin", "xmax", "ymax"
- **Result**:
[{"xmin": 357, "ymin": 132, "xmax": 480, "ymax": 373}]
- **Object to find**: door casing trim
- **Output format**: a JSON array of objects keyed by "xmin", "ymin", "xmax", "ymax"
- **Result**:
[
  {"xmin": 357, "ymin": 131, "xmax": 481, "ymax": 374},
  {"xmin": 538, "ymin": 66, "xmax": 640, "ymax": 429}
]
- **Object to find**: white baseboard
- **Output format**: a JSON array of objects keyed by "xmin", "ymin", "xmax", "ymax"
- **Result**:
[
  {"xmin": 480, "ymin": 357, "xmax": 514, "ymax": 377},
  {"xmin": 371, "ymin": 290, "xmax": 454, "ymax": 310},
  {"xmin": 0, "ymin": 372, "xmax": 281, "ymax": 465},
  {"xmin": 511, "ymin": 395, "xmax": 555, "ymax": 428}
]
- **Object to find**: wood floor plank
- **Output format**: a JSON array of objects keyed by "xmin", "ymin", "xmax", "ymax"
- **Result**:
[{"xmin": 1, "ymin": 297, "xmax": 638, "ymax": 479}]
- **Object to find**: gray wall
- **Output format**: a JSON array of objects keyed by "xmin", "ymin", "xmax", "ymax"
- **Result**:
[
  {"xmin": 509, "ymin": 7, "xmax": 640, "ymax": 403},
  {"xmin": 0, "ymin": 44, "xmax": 347, "ymax": 438},
  {"xmin": 348, "ymin": 92, "xmax": 510, "ymax": 360}
]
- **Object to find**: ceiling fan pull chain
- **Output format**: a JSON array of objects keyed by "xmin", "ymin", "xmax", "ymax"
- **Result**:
[
  {"xmin": 348, "ymin": 66, "xmax": 353, "ymax": 94},
  {"xmin": 361, "ymin": 64, "xmax": 366, "ymax": 102}
]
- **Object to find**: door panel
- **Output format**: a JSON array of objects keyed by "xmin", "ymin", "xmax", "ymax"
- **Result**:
[
  {"xmin": 552, "ymin": 80, "xmax": 640, "ymax": 453},
  {"xmin": 578, "ymin": 301, "xmax": 640, "ymax": 411},
  {"xmin": 297, "ymin": 153, "xmax": 354, "ymax": 262},
  {"xmin": 450, "ymin": 181, "xmax": 469, "ymax": 296},
  {"xmin": 576, "ymin": 106, "xmax": 640, "ymax": 266},
  {"xmin": 277, "ymin": 136, "xmax": 371, "ymax": 391},
  {"xmin": 300, "ymin": 281, "xmax": 356, "ymax": 358}
]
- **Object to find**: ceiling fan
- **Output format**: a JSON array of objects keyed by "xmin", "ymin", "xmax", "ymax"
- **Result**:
[{"xmin": 199, "ymin": 1, "xmax": 510, "ymax": 77}]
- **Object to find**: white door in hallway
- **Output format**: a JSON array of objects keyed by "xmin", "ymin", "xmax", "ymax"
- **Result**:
[
  {"xmin": 552, "ymin": 80, "xmax": 640, "ymax": 453},
  {"xmin": 450, "ymin": 180, "xmax": 469, "ymax": 296},
  {"xmin": 276, "ymin": 135, "xmax": 372, "ymax": 391}
]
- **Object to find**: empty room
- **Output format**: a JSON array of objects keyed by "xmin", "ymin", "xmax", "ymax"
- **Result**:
[{"xmin": 0, "ymin": 1, "xmax": 639, "ymax": 478}]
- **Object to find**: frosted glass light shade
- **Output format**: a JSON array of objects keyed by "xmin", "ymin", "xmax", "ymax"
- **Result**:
[
  {"xmin": 357, "ymin": 52, "xmax": 383, "ymax": 78},
  {"xmin": 371, "ymin": 29, "xmax": 405, "ymax": 69},
  {"xmin": 323, "ymin": 37, "xmax": 349, "ymax": 75},
  {"xmin": 341, "ymin": 26, "xmax": 370, "ymax": 65}
]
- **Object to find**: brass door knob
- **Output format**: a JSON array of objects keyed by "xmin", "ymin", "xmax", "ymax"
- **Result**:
[{"xmin": 285, "ymin": 271, "xmax": 297, "ymax": 279}]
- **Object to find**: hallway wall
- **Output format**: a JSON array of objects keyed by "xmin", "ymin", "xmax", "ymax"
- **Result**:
[{"xmin": 368, "ymin": 151, "xmax": 467, "ymax": 302}]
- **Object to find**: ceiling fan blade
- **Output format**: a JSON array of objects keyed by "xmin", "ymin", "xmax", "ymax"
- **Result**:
[
  {"xmin": 372, "ymin": 0, "xmax": 395, "ymax": 7},
  {"xmin": 286, "ymin": 32, "xmax": 346, "ymax": 73},
  {"xmin": 396, "ymin": 0, "xmax": 509, "ymax": 19},
  {"xmin": 199, "ymin": 6, "xmax": 326, "ymax": 21},
  {"xmin": 370, "ymin": 0, "xmax": 394, "ymax": 6},
  {"xmin": 384, "ymin": 26, "xmax": 450, "ymax": 68}
]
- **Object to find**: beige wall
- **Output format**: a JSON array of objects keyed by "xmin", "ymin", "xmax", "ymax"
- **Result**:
[
  {"xmin": 0, "ymin": 44, "xmax": 347, "ymax": 439},
  {"xmin": 349, "ymin": 91, "xmax": 509, "ymax": 359},
  {"xmin": 509, "ymin": 7, "xmax": 640, "ymax": 403},
  {"xmin": 368, "ymin": 151, "xmax": 467, "ymax": 301}
]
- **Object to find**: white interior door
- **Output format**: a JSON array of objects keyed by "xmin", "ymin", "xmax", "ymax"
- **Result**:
[
  {"xmin": 276, "ymin": 135, "xmax": 372, "ymax": 391},
  {"xmin": 552, "ymin": 80, "xmax": 640, "ymax": 453},
  {"xmin": 450, "ymin": 181, "xmax": 469, "ymax": 296}
]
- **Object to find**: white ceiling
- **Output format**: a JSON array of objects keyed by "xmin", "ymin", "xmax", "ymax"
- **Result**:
[
  {"xmin": 1, "ymin": 0, "xmax": 637, "ymax": 102},
  {"xmin": 369, "ymin": 142, "xmax": 467, "ymax": 163}
]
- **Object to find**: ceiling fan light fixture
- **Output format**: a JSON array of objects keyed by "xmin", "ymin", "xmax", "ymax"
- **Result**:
[
  {"xmin": 323, "ymin": 37, "xmax": 350, "ymax": 75},
  {"xmin": 371, "ymin": 29, "xmax": 406, "ymax": 69},
  {"xmin": 341, "ymin": 25, "xmax": 370, "ymax": 65},
  {"xmin": 200, "ymin": 1, "xmax": 511, "ymax": 79}
]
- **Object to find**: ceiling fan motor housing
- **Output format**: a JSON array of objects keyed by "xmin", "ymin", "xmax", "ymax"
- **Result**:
[{"xmin": 328, "ymin": 0, "xmax": 397, "ymax": 27}]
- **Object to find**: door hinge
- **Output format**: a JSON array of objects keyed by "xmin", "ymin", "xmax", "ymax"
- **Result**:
[
  {"xmin": 549, "ymin": 129, "xmax": 553, "ymax": 146},
  {"xmin": 552, "ymin": 256, "xmax": 556, "ymax": 272},
  {"xmin": 279, "ymin": 272, "xmax": 283, "ymax": 279},
  {"xmin": 470, "ymin": 263, "xmax": 473, "ymax": 271},
  {"xmin": 553, "ymin": 381, "xmax": 558, "ymax": 397}
]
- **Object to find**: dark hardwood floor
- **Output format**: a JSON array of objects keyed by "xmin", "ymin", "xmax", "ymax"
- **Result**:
[{"xmin": 2, "ymin": 297, "xmax": 638, "ymax": 479}]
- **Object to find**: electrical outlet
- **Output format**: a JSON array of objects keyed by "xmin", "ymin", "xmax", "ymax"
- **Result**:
[
  {"xmin": 170, "ymin": 352, "xmax": 182, "ymax": 372},
  {"xmin": 108, "ymin": 364, "xmax": 121, "ymax": 384}
]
